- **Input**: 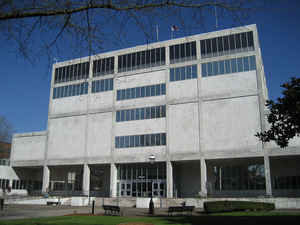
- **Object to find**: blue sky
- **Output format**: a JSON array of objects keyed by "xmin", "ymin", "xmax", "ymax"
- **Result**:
[{"xmin": 0, "ymin": 1, "xmax": 300, "ymax": 135}]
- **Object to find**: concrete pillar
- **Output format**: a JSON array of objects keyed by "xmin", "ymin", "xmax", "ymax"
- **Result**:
[
  {"xmin": 82, "ymin": 164, "xmax": 90, "ymax": 196},
  {"xmin": 42, "ymin": 166, "xmax": 50, "ymax": 193},
  {"xmin": 264, "ymin": 155, "xmax": 272, "ymax": 196},
  {"xmin": 110, "ymin": 163, "xmax": 117, "ymax": 197},
  {"xmin": 200, "ymin": 158, "xmax": 207, "ymax": 197},
  {"xmin": 166, "ymin": 161, "xmax": 173, "ymax": 198}
]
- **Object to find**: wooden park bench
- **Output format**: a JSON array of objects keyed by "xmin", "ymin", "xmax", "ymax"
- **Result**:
[
  {"xmin": 168, "ymin": 206, "xmax": 195, "ymax": 216},
  {"xmin": 46, "ymin": 201, "xmax": 60, "ymax": 206},
  {"xmin": 103, "ymin": 205, "xmax": 120, "ymax": 215}
]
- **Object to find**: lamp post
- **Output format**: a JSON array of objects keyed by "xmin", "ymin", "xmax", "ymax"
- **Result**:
[{"xmin": 148, "ymin": 154, "xmax": 155, "ymax": 215}]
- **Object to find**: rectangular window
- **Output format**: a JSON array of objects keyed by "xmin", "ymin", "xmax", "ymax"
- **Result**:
[
  {"xmin": 140, "ymin": 135, "xmax": 145, "ymax": 147},
  {"xmin": 115, "ymin": 137, "xmax": 119, "ymax": 148},
  {"xmin": 130, "ymin": 136, "xmax": 135, "ymax": 147},
  {"xmin": 134, "ymin": 135, "xmax": 140, "ymax": 147},
  {"xmin": 161, "ymin": 84, "xmax": 166, "ymax": 95},
  {"xmin": 237, "ymin": 57, "xmax": 243, "ymax": 72},
  {"xmin": 243, "ymin": 56, "xmax": 250, "ymax": 71},
  {"xmin": 231, "ymin": 58, "xmax": 237, "ymax": 73},
  {"xmin": 150, "ymin": 106, "xmax": 156, "ymax": 118},
  {"xmin": 146, "ymin": 107, "xmax": 151, "ymax": 119},
  {"xmin": 135, "ymin": 108, "xmax": 140, "ymax": 120},
  {"xmin": 170, "ymin": 68, "xmax": 175, "ymax": 81},
  {"xmin": 125, "ymin": 136, "xmax": 130, "ymax": 148},
  {"xmin": 180, "ymin": 66, "xmax": 186, "ymax": 80},
  {"xmin": 202, "ymin": 55, "xmax": 256, "ymax": 77},
  {"xmin": 150, "ymin": 85, "xmax": 156, "ymax": 96},
  {"xmin": 116, "ymin": 111, "xmax": 121, "ymax": 122},
  {"xmin": 145, "ymin": 86, "xmax": 151, "ymax": 97},
  {"xmin": 125, "ymin": 110, "xmax": 130, "ymax": 121},
  {"xmin": 249, "ymin": 55, "xmax": 256, "ymax": 70},
  {"xmin": 207, "ymin": 62, "xmax": 213, "ymax": 76},
  {"xmin": 140, "ymin": 108, "xmax": 145, "ymax": 119},
  {"xmin": 121, "ymin": 110, "xmax": 125, "ymax": 121},
  {"xmin": 117, "ymin": 83, "xmax": 165, "ymax": 101},
  {"xmin": 170, "ymin": 41, "xmax": 196, "ymax": 64},
  {"xmin": 201, "ymin": 64, "xmax": 207, "ymax": 77},
  {"xmin": 131, "ymin": 109, "xmax": 135, "ymax": 121}
]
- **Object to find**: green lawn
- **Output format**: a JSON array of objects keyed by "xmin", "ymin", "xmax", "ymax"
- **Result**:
[{"xmin": 1, "ymin": 212, "xmax": 300, "ymax": 225}]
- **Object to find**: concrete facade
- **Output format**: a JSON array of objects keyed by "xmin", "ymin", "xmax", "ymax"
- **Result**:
[{"xmin": 10, "ymin": 24, "xmax": 300, "ymax": 199}]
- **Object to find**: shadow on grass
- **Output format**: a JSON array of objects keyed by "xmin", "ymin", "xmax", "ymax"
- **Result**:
[{"xmin": 157, "ymin": 215, "xmax": 300, "ymax": 225}]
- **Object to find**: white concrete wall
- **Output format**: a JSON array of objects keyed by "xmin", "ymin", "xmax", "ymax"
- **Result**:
[
  {"xmin": 115, "ymin": 118, "xmax": 165, "ymax": 136},
  {"xmin": 0, "ymin": 166, "xmax": 19, "ymax": 180},
  {"xmin": 89, "ymin": 91, "xmax": 114, "ymax": 112},
  {"xmin": 201, "ymin": 71, "xmax": 257, "ymax": 100},
  {"xmin": 202, "ymin": 96, "xmax": 261, "ymax": 152},
  {"xmin": 169, "ymin": 103, "xmax": 200, "ymax": 154},
  {"xmin": 116, "ymin": 70, "xmax": 165, "ymax": 89},
  {"xmin": 47, "ymin": 116, "xmax": 86, "ymax": 160},
  {"xmin": 12, "ymin": 133, "xmax": 46, "ymax": 161},
  {"xmin": 168, "ymin": 79, "xmax": 198, "ymax": 102},
  {"xmin": 50, "ymin": 95, "xmax": 87, "ymax": 115},
  {"xmin": 87, "ymin": 112, "xmax": 112, "ymax": 158}
]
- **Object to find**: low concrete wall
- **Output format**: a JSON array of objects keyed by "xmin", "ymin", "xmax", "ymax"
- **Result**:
[{"xmin": 5, "ymin": 197, "xmax": 300, "ymax": 209}]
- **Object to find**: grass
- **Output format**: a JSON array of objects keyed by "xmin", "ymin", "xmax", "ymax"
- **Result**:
[{"xmin": 1, "ymin": 212, "xmax": 300, "ymax": 225}]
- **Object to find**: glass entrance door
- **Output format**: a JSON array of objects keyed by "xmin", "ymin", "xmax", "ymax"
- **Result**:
[{"xmin": 117, "ymin": 163, "xmax": 166, "ymax": 197}]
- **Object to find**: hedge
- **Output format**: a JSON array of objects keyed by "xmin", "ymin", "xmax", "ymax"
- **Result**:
[{"xmin": 203, "ymin": 201, "xmax": 275, "ymax": 213}]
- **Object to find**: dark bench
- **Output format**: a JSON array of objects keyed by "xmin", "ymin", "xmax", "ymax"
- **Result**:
[
  {"xmin": 168, "ymin": 206, "xmax": 195, "ymax": 216},
  {"xmin": 46, "ymin": 201, "xmax": 60, "ymax": 206},
  {"xmin": 103, "ymin": 205, "xmax": 120, "ymax": 215}
]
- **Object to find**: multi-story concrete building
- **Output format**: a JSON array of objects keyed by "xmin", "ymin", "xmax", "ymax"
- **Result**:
[{"xmin": 10, "ymin": 24, "xmax": 300, "ymax": 199}]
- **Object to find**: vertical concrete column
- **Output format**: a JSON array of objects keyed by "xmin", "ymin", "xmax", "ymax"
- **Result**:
[
  {"xmin": 200, "ymin": 158, "xmax": 207, "ymax": 197},
  {"xmin": 42, "ymin": 166, "xmax": 50, "ymax": 193},
  {"xmin": 110, "ymin": 163, "xmax": 117, "ymax": 197},
  {"xmin": 264, "ymin": 155, "xmax": 272, "ymax": 196},
  {"xmin": 166, "ymin": 161, "xmax": 173, "ymax": 198},
  {"xmin": 82, "ymin": 164, "xmax": 90, "ymax": 196}
]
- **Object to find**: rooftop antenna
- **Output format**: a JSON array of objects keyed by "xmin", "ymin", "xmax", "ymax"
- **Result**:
[{"xmin": 214, "ymin": 0, "xmax": 218, "ymax": 29}]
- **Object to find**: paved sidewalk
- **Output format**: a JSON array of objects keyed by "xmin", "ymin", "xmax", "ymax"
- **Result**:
[{"xmin": 0, "ymin": 204, "xmax": 203, "ymax": 220}]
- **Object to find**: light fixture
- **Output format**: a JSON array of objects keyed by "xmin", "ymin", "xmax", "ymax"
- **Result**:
[{"xmin": 149, "ymin": 154, "xmax": 156, "ymax": 164}]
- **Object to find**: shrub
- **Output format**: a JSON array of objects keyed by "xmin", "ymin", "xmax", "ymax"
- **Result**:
[{"xmin": 203, "ymin": 201, "xmax": 275, "ymax": 213}]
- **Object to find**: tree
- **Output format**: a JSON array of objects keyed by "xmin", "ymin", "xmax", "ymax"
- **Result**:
[
  {"xmin": 0, "ymin": 115, "xmax": 13, "ymax": 143},
  {"xmin": 0, "ymin": 0, "xmax": 263, "ymax": 62},
  {"xmin": 256, "ymin": 77, "xmax": 300, "ymax": 148}
]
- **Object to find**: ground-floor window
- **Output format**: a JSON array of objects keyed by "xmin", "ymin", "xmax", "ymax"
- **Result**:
[
  {"xmin": 272, "ymin": 176, "xmax": 300, "ymax": 189},
  {"xmin": 117, "ymin": 163, "xmax": 166, "ymax": 197},
  {"xmin": 212, "ymin": 164, "xmax": 265, "ymax": 191}
]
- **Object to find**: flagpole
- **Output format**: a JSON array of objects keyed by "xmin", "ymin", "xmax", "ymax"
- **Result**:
[{"xmin": 156, "ymin": 25, "xmax": 159, "ymax": 41}]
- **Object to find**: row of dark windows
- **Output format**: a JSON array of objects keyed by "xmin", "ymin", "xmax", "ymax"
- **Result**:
[
  {"xmin": 0, "ymin": 179, "xmax": 9, "ymax": 189},
  {"xmin": 116, "ymin": 105, "xmax": 166, "ymax": 122},
  {"xmin": 115, "ymin": 133, "xmax": 166, "ymax": 148},
  {"xmin": 200, "ymin": 31, "xmax": 254, "ymax": 58},
  {"xmin": 169, "ymin": 41, "xmax": 197, "ymax": 64},
  {"xmin": 12, "ymin": 180, "xmax": 43, "ymax": 190},
  {"xmin": 93, "ymin": 57, "xmax": 114, "ymax": 77},
  {"xmin": 54, "ymin": 62, "xmax": 89, "ymax": 83},
  {"xmin": 118, "ymin": 47, "xmax": 166, "ymax": 73},
  {"xmin": 53, "ymin": 82, "xmax": 88, "ymax": 99},
  {"xmin": 91, "ymin": 78, "xmax": 114, "ymax": 93},
  {"xmin": 117, "ymin": 83, "xmax": 166, "ymax": 101},
  {"xmin": 273, "ymin": 176, "xmax": 300, "ymax": 190},
  {"xmin": 170, "ymin": 64, "xmax": 197, "ymax": 82},
  {"xmin": 202, "ymin": 55, "xmax": 256, "ymax": 77},
  {"xmin": 54, "ymin": 31, "xmax": 255, "ymax": 81}
]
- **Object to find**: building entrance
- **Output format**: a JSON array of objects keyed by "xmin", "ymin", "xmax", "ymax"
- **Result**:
[{"xmin": 117, "ymin": 163, "xmax": 166, "ymax": 197}]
